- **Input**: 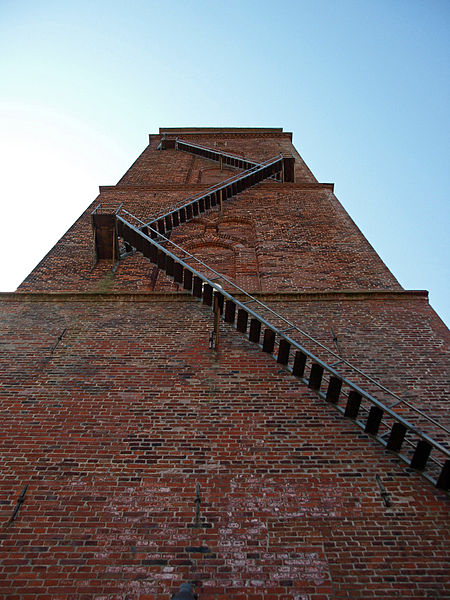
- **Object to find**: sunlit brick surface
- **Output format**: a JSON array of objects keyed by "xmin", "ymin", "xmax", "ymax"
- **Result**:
[{"xmin": 2, "ymin": 128, "xmax": 449, "ymax": 599}]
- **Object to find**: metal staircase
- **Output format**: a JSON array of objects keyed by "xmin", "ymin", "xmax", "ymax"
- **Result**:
[
  {"xmin": 93, "ymin": 142, "xmax": 450, "ymax": 491},
  {"xmin": 175, "ymin": 138, "xmax": 267, "ymax": 171},
  {"xmin": 139, "ymin": 153, "xmax": 284, "ymax": 239},
  {"xmin": 113, "ymin": 211, "xmax": 449, "ymax": 491},
  {"xmin": 92, "ymin": 149, "xmax": 283, "ymax": 260},
  {"xmin": 173, "ymin": 138, "xmax": 284, "ymax": 183}
]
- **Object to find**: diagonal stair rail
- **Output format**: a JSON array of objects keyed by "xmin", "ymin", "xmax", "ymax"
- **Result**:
[
  {"xmin": 174, "ymin": 138, "xmax": 282, "ymax": 182},
  {"xmin": 139, "ymin": 154, "xmax": 283, "ymax": 238},
  {"xmin": 116, "ymin": 212, "xmax": 450, "ymax": 491},
  {"xmin": 174, "ymin": 138, "xmax": 285, "ymax": 183},
  {"xmin": 119, "ymin": 208, "xmax": 450, "ymax": 442},
  {"xmin": 175, "ymin": 138, "xmax": 264, "ymax": 170},
  {"xmin": 118, "ymin": 197, "xmax": 448, "ymax": 446}
]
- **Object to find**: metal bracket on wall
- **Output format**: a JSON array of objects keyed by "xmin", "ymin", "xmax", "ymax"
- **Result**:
[{"xmin": 7, "ymin": 485, "xmax": 28, "ymax": 526}]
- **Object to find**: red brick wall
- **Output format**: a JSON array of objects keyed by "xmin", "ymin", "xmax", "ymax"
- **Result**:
[
  {"xmin": 0, "ymin": 296, "xmax": 448, "ymax": 599},
  {"xmin": 18, "ymin": 174, "xmax": 400, "ymax": 294},
  {"xmin": 4, "ymin": 128, "xmax": 449, "ymax": 598}
]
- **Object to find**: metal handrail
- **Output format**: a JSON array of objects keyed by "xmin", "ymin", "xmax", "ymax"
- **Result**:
[
  {"xmin": 116, "ymin": 214, "xmax": 450, "ymax": 487},
  {"xmin": 91, "ymin": 202, "xmax": 123, "ymax": 216},
  {"xmin": 142, "ymin": 154, "xmax": 283, "ymax": 228},
  {"xmin": 176, "ymin": 139, "xmax": 261, "ymax": 166},
  {"xmin": 117, "ymin": 209, "xmax": 449, "ymax": 440},
  {"xmin": 175, "ymin": 138, "xmax": 282, "ymax": 182}
]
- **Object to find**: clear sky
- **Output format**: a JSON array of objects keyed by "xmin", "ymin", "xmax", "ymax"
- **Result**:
[{"xmin": 1, "ymin": 0, "xmax": 449, "ymax": 325}]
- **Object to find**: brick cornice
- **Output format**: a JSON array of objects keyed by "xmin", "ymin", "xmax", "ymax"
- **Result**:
[
  {"xmin": 0, "ymin": 289, "xmax": 429, "ymax": 303},
  {"xmin": 156, "ymin": 127, "xmax": 291, "ymax": 139},
  {"xmin": 100, "ymin": 182, "xmax": 334, "ymax": 193}
]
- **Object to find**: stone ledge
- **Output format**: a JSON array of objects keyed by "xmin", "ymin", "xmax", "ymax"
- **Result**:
[
  {"xmin": 156, "ymin": 127, "xmax": 292, "ymax": 140},
  {"xmin": 0, "ymin": 290, "xmax": 429, "ymax": 303},
  {"xmin": 100, "ymin": 182, "xmax": 334, "ymax": 193}
]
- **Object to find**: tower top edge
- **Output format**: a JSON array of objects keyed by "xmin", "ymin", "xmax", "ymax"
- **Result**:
[{"xmin": 157, "ymin": 127, "xmax": 289, "ymax": 135}]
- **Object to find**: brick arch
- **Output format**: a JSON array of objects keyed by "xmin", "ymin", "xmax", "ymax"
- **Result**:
[
  {"xmin": 182, "ymin": 240, "xmax": 236, "ymax": 284},
  {"xmin": 173, "ymin": 220, "xmax": 206, "ymax": 239},
  {"xmin": 183, "ymin": 237, "xmax": 235, "ymax": 253},
  {"xmin": 217, "ymin": 216, "xmax": 256, "ymax": 245},
  {"xmin": 198, "ymin": 166, "xmax": 237, "ymax": 184},
  {"xmin": 171, "ymin": 216, "xmax": 261, "ymax": 292}
]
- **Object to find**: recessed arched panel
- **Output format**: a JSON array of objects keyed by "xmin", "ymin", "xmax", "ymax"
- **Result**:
[
  {"xmin": 200, "ymin": 167, "xmax": 236, "ymax": 184},
  {"xmin": 183, "ymin": 242, "xmax": 236, "ymax": 287},
  {"xmin": 217, "ymin": 218, "xmax": 256, "ymax": 244}
]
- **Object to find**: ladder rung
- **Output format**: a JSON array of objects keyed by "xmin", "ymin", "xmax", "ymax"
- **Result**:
[
  {"xmin": 277, "ymin": 339, "xmax": 290, "ymax": 365},
  {"xmin": 326, "ymin": 376, "xmax": 342, "ymax": 403},
  {"xmin": 224, "ymin": 300, "xmax": 236, "ymax": 324},
  {"xmin": 386, "ymin": 422, "xmax": 407, "ymax": 451},
  {"xmin": 292, "ymin": 351, "xmax": 306, "ymax": 377},
  {"xmin": 263, "ymin": 329, "xmax": 275, "ymax": 353},
  {"xmin": 249, "ymin": 319, "xmax": 261, "ymax": 344},
  {"xmin": 344, "ymin": 391, "xmax": 362, "ymax": 419},
  {"xmin": 308, "ymin": 363, "xmax": 324, "ymax": 390},
  {"xmin": 183, "ymin": 269, "xmax": 193, "ymax": 291},
  {"xmin": 203, "ymin": 283, "xmax": 213, "ymax": 306},
  {"xmin": 410, "ymin": 440, "xmax": 432, "ymax": 470},
  {"xmin": 165, "ymin": 255, "xmax": 174, "ymax": 276},
  {"xmin": 193, "ymin": 276, "xmax": 203, "ymax": 298},
  {"xmin": 236, "ymin": 309, "xmax": 248, "ymax": 333},
  {"xmin": 436, "ymin": 460, "xmax": 450, "ymax": 490},
  {"xmin": 174, "ymin": 262, "xmax": 184, "ymax": 284},
  {"xmin": 365, "ymin": 406, "xmax": 383, "ymax": 435}
]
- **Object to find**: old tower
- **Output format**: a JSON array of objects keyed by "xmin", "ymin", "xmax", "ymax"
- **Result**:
[{"xmin": 1, "ymin": 127, "xmax": 448, "ymax": 599}]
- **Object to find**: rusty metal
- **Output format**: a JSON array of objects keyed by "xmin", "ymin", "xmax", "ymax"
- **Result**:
[
  {"xmin": 8, "ymin": 484, "xmax": 28, "ymax": 524},
  {"xmin": 50, "ymin": 329, "xmax": 67, "ymax": 354},
  {"xmin": 171, "ymin": 583, "xmax": 197, "ymax": 600},
  {"xmin": 375, "ymin": 475, "xmax": 391, "ymax": 507}
]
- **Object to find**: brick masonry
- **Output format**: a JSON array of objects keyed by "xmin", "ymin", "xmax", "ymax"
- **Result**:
[
  {"xmin": 1, "ymin": 128, "xmax": 449, "ymax": 599},
  {"xmin": 19, "ymin": 182, "xmax": 400, "ymax": 294}
]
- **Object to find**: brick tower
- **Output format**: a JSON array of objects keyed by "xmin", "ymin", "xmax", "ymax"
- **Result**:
[{"xmin": 1, "ymin": 128, "xmax": 449, "ymax": 599}]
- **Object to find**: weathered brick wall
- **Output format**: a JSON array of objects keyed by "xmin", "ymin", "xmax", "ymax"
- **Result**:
[
  {"xmin": 4, "ymin": 128, "xmax": 449, "ymax": 598},
  {"xmin": 14, "ymin": 129, "xmax": 321, "ymax": 292},
  {"xmin": 0, "ymin": 297, "xmax": 448, "ymax": 599},
  {"xmin": 263, "ymin": 293, "xmax": 449, "ymax": 441},
  {"xmin": 19, "ymin": 184, "xmax": 400, "ymax": 294},
  {"xmin": 118, "ymin": 130, "xmax": 316, "ymax": 186}
]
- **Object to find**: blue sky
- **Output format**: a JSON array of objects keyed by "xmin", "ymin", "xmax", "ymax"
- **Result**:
[{"xmin": 1, "ymin": 0, "xmax": 449, "ymax": 325}]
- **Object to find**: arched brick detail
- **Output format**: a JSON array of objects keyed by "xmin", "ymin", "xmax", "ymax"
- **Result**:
[
  {"xmin": 172, "ymin": 215, "xmax": 261, "ymax": 292},
  {"xmin": 199, "ymin": 166, "xmax": 238, "ymax": 184},
  {"xmin": 217, "ymin": 217, "xmax": 256, "ymax": 245},
  {"xmin": 182, "ymin": 241, "xmax": 236, "ymax": 285},
  {"xmin": 173, "ymin": 220, "xmax": 206, "ymax": 238},
  {"xmin": 183, "ymin": 237, "xmax": 235, "ymax": 253}
]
